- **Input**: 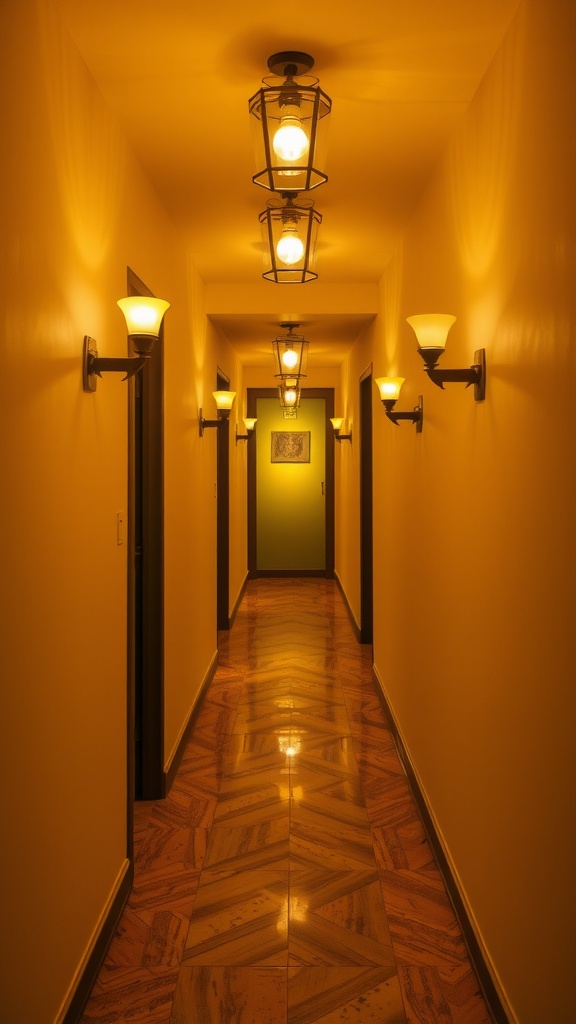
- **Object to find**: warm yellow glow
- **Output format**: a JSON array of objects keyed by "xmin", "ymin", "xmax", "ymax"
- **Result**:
[
  {"xmin": 283, "ymin": 388, "xmax": 298, "ymax": 407},
  {"xmin": 276, "ymin": 227, "xmax": 304, "ymax": 265},
  {"xmin": 117, "ymin": 296, "xmax": 170, "ymax": 337},
  {"xmin": 330, "ymin": 417, "xmax": 344, "ymax": 431},
  {"xmin": 213, "ymin": 390, "xmax": 236, "ymax": 411},
  {"xmin": 375, "ymin": 377, "xmax": 405, "ymax": 401},
  {"xmin": 243, "ymin": 418, "xmax": 257, "ymax": 432},
  {"xmin": 406, "ymin": 314, "xmax": 457, "ymax": 350},
  {"xmin": 273, "ymin": 109, "xmax": 309, "ymax": 163},
  {"xmin": 281, "ymin": 346, "xmax": 299, "ymax": 369}
]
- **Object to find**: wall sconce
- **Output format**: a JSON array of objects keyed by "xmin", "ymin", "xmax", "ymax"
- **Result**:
[
  {"xmin": 278, "ymin": 380, "xmax": 301, "ymax": 409},
  {"xmin": 249, "ymin": 51, "xmax": 331, "ymax": 194},
  {"xmin": 375, "ymin": 377, "xmax": 423, "ymax": 432},
  {"xmin": 260, "ymin": 192, "xmax": 322, "ymax": 283},
  {"xmin": 236, "ymin": 418, "xmax": 257, "ymax": 443},
  {"xmin": 272, "ymin": 322, "xmax": 309, "ymax": 379},
  {"xmin": 199, "ymin": 391, "xmax": 236, "ymax": 436},
  {"xmin": 82, "ymin": 296, "xmax": 170, "ymax": 392},
  {"xmin": 330, "ymin": 418, "xmax": 352, "ymax": 442},
  {"xmin": 407, "ymin": 314, "xmax": 486, "ymax": 401}
]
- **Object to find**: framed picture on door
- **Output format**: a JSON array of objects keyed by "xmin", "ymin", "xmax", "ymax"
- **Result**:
[{"xmin": 271, "ymin": 431, "xmax": 310, "ymax": 463}]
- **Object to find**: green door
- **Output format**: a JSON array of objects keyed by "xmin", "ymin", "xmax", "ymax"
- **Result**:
[{"xmin": 256, "ymin": 397, "xmax": 326, "ymax": 571}]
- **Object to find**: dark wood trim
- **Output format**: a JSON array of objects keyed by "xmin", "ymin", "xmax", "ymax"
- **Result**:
[
  {"xmin": 334, "ymin": 572, "xmax": 361, "ymax": 641},
  {"xmin": 359, "ymin": 366, "xmax": 373, "ymax": 644},
  {"xmin": 256, "ymin": 569, "xmax": 329, "ymax": 578},
  {"xmin": 372, "ymin": 667, "xmax": 510, "ymax": 1024},
  {"xmin": 163, "ymin": 650, "xmax": 219, "ymax": 793},
  {"xmin": 226, "ymin": 572, "xmax": 249, "ymax": 629},
  {"xmin": 63, "ymin": 863, "xmax": 133, "ymax": 1024},
  {"xmin": 247, "ymin": 388, "xmax": 335, "ymax": 578},
  {"xmin": 216, "ymin": 369, "xmax": 231, "ymax": 630},
  {"xmin": 128, "ymin": 267, "xmax": 165, "ymax": 801}
]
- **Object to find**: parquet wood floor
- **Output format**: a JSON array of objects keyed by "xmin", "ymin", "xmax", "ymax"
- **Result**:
[{"xmin": 80, "ymin": 579, "xmax": 493, "ymax": 1024}]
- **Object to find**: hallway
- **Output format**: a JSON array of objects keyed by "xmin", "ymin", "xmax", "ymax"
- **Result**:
[{"xmin": 81, "ymin": 579, "xmax": 492, "ymax": 1024}]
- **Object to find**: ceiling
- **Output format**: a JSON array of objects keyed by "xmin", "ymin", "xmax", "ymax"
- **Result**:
[{"xmin": 54, "ymin": 0, "xmax": 519, "ymax": 369}]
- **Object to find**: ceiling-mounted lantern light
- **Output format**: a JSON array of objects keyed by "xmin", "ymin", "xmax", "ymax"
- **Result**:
[
  {"xmin": 260, "ymin": 192, "xmax": 322, "ymax": 284},
  {"xmin": 249, "ymin": 51, "xmax": 331, "ymax": 194},
  {"xmin": 278, "ymin": 379, "xmax": 301, "ymax": 409},
  {"xmin": 272, "ymin": 322, "xmax": 309, "ymax": 380}
]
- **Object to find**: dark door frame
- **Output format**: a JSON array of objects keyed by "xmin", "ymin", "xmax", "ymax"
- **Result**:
[
  {"xmin": 246, "ymin": 388, "xmax": 334, "ymax": 578},
  {"xmin": 216, "ymin": 368, "xmax": 231, "ymax": 630},
  {"xmin": 359, "ymin": 366, "xmax": 373, "ymax": 644},
  {"xmin": 127, "ymin": 267, "xmax": 165, "ymax": 802}
]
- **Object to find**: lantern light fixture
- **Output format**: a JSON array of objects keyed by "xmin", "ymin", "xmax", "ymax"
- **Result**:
[
  {"xmin": 278, "ymin": 380, "xmax": 301, "ymax": 409},
  {"xmin": 236, "ymin": 418, "xmax": 257, "ymax": 443},
  {"xmin": 375, "ymin": 377, "xmax": 424, "ymax": 432},
  {"xmin": 272, "ymin": 322, "xmax": 309, "ymax": 380},
  {"xmin": 407, "ymin": 314, "xmax": 486, "ymax": 401},
  {"xmin": 199, "ymin": 391, "xmax": 236, "ymax": 436},
  {"xmin": 330, "ymin": 417, "xmax": 352, "ymax": 443},
  {"xmin": 82, "ymin": 295, "xmax": 170, "ymax": 392},
  {"xmin": 260, "ymin": 192, "xmax": 321, "ymax": 284},
  {"xmin": 249, "ymin": 51, "xmax": 331, "ymax": 194}
]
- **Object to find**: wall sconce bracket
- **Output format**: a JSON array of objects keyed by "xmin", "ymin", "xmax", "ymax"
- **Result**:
[
  {"xmin": 383, "ymin": 395, "xmax": 424, "ymax": 432},
  {"xmin": 83, "ymin": 336, "xmax": 148, "ymax": 392},
  {"xmin": 334, "ymin": 430, "xmax": 352, "ymax": 443},
  {"xmin": 421, "ymin": 348, "xmax": 486, "ymax": 401}
]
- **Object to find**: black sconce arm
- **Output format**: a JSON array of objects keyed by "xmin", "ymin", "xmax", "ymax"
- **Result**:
[
  {"xmin": 382, "ymin": 396, "xmax": 424, "ymax": 432},
  {"xmin": 419, "ymin": 348, "xmax": 486, "ymax": 401}
]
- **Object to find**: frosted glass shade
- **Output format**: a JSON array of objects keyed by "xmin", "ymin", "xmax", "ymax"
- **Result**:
[
  {"xmin": 375, "ymin": 377, "xmax": 405, "ymax": 401},
  {"xmin": 244, "ymin": 418, "xmax": 257, "ymax": 431},
  {"xmin": 117, "ymin": 296, "xmax": 170, "ymax": 337},
  {"xmin": 406, "ymin": 314, "xmax": 456, "ymax": 350},
  {"xmin": 213, "ymin": 390, "xmax": 236, "ymax": 411},
  {"xmin": 330, "ymin": 417, "xmax": 344, "ymax": 431}
]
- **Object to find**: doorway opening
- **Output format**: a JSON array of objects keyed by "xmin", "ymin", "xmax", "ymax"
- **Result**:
[
  {"xmin": 359, "ymin": 367, "xmax": 373, "ymax": 644},
  {"xmin": 247, "ymin": 388, "xmax": 334, "ymax": 577},
  {"xmin": 127, "ymin": 268, "xmax": 164, "ymax": 802},
  {"xmin": 216, "ymin": 368, "xmax": 231, "ymax": 630}
]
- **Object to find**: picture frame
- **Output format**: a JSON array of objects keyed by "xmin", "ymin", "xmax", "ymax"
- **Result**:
[{"xmin": 271, "ymin": 431, "xmax": 310, "ymax": 463}]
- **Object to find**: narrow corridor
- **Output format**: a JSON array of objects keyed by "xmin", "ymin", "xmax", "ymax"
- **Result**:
[{"xmin": 81, "ymin": 579, "xmax": 492, "ymax": 1023}]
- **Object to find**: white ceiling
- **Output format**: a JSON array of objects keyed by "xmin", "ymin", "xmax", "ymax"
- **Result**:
[{"xmin": 54, "ymin": 0, "xmax": 520, "ymax": 368}]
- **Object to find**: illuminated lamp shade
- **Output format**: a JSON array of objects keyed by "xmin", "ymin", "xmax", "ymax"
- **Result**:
[
  {"xmin": 244, "ymin": 418, "xmax": 257, "ymax": 431},
  {"xmin": 213, "ymin": 390, "xmax": 236, "ymax": 412},
  {"xmin": 375, "ymin": 377, "xmax": 405, "ymax": 402},
  {"xmin": 249, "ymin": 51, "xmax": 331, "ymax": 193},
  {"xmin": 236, "ymin": 416, "xmax": 257, "ymax": 443},
  {"xmin": 407, "ymin": 313, "xmax": 486, "ymax": 401},
  {"xmin": 278, "ymin": 381, "xmax": 301, "ymax": 408},
  {"xmin": 375, "ymin": 376, "xmax": 423, "ymax": 432},
  {"xmin": 199, "ymin": 391, "xmax": 236, "ymax": 436},
  {"xmin": 260, "ymin": 193, "xmax": 321, "ymax": 284},
  {"xmin": 330, "ymin": 416, "xmax": 352, "ymax": 442},
  {"xmin": 82, "ymin": 293, "xmax": 170, "ymax": 392}
]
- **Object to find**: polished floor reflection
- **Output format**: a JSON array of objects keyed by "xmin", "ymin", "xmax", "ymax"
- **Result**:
[{"xmin": 81, "ymin": 579, "xmax": 492, "ymax": 1024}]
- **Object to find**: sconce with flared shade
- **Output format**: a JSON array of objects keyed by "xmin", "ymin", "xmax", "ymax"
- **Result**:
[
  {"xmin": 375, "ymin": 377, "xmax": 423, "ymax": 431},
  {"xmin": 82, "ymin": 295, "xmax": 170, "ymax": 392},
  {"xmin": 249, "ymin": 51, "xmax": 331, "ymax": 194},
  {"xmin": 407, "ymin": 314, "xmax": 486, "ymax": 401},
  {"xmin": 330, "ymin": 417, "xmax": 352, "ymax": 442},
  {"xmin": 236, "ymin": 418, "xmax": 257, "ymax": 443},
  {"xmin": 199, "ymin": 391, "xmax": 237, "ymax": 436},
  {"xmin": 260, "ymin": 192, "xmax": 322, "ymax": 284}
]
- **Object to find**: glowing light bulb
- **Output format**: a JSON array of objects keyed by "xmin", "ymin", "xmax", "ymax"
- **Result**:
[
  {"xmin": 283, "ymin": 388, "xmax": 298, "ymax": 406},
  {"xmin": 273, "ymin": 107, "xmax": 308, "ymax": 163},
  {"xmin": 276, "ymin": 227, "xmax": 304, "ymax": 266},
  {"xmin": 281, "ymin": 346, "xmax": 299, "ymax": 370}
]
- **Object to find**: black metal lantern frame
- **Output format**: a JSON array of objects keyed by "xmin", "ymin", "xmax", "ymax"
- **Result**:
[
  {"xmin": 272, "ymin": 323, "xmax": 309, "ymax": 380},
  {"xmin": 278, "ymin": 380, "xmax": 302, "ymax": 409},
  {"xmin": 249, "ymin": 51, "xmax": 331, "ymax": 194},
  {"xmin": 260, "ymin": 192, "xmax": 322, "ymax": 284}
]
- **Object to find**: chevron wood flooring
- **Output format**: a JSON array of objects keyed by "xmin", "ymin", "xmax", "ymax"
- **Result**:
[{"xmin": 80, "ymin": 579, "xmax": 493, "ymax": 1024}]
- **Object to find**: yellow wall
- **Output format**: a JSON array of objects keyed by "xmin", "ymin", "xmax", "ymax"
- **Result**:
[
  {"xmin": 0, "ymin": 2, "xmax": 229, "ymax": 1020},
  {"xmin": 338, "ymin": 2, "xmax": 575, "ymax": 1020}
]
